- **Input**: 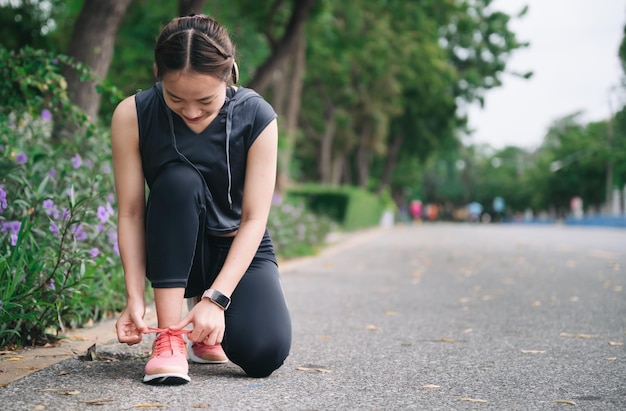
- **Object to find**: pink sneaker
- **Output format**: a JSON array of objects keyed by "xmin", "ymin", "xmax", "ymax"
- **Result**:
[
  {"xmin": 143, "ymin": 328, "xmax": 190, "ymax": 385},
  {"xmin": 188, "ymin": 339, "xmax": 228, "ymax": 364}
]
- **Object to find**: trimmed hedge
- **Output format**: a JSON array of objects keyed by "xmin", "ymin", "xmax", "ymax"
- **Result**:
[{"xmin": 286, "ymin": 184, "xmax": 386, "ymax": 231}]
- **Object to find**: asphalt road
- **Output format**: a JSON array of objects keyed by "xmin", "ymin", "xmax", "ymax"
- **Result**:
[{"xmin": 1, "ymin": 223, "xmax": 625, "ymax": 410}]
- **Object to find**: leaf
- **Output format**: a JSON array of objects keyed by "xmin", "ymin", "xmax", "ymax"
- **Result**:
[
  {"xmin": 192, "ymin": 404, "xmax": 210, "ymax": 408},
  {"xmin": 420, "ymin": 384, "xmax": 440, "ymax": 389},
  {"xmin": 133, "ymin": 404, "xmax": 165, "ymax": 408},
  {"xmin": 7, "ymin": 356, "xmax": 24, "ymax": 362},
  {"xmin": 58, "ymin": 371, "xmax": 71, "ymax": 376},
  {"xmin": 296, "ymin": 366, "xmax": 332, "ymax": 373},
  {"xmin": 384, "ymin": 310, "xmax": 400, "ymax": 316},
  {"xmin": 459, "ymin": 397, "xmax": 487, "ymax": 403},
  {"xmin": 521, "ymin": 350, "xmax": 546, "ymax": 354},
  {"xmin": 34, "ymin": 406, "xmax": 45, "ymax": 411},
  {"xmin": 63, "ymin": 390, "xmax": 81, "ymax": 395},
  {"xmin": 440, "ymin": 338, "xmax": 455, "ymax": 343},
  {"xmin": 604, "ymin": 357, "xmax": 617, "ymax": 361},
  {"xmin": 608, "ymin": 341, "xmax": 623, "ymax": 346},
  {"xmin": 365, "ymin": 325, "xmax": 382, "ymax": 331},
  {"xmin": 555, "ymin": 400, "xmax": 576, "ymax": 405},
  {"xmin": 560, "ymin": 333, "xmax": 598, "ymax": 339},
  {"xmin": 82, "ymin": 398, "xmax": 114, "ymax": 405}
]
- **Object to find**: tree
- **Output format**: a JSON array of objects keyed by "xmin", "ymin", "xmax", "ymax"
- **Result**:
[{"xmin": 62, "ymin": 0, "xmax": 132, "ymax": 126}]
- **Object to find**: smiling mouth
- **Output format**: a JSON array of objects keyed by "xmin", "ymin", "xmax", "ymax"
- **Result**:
[{"xmin": 184, "ymin": 115, "xmax": 204, "ymax": 123}]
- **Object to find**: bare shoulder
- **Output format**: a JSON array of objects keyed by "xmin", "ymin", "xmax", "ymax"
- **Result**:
[{"xmin": 111, "ymin": 95, "xmax": 138, "ymax": 127}]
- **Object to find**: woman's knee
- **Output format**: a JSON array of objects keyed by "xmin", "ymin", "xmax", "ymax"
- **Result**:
[
  {"xmin": 150, "ymin": 163, "xmax": 205, "ymax": 204},
  {"xmin": 229, "ymin": 335, "xmax": 291, "ymax": 378}
]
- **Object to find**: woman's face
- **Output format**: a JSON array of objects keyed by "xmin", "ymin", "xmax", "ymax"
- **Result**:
[{"xmin": 161, "ymin": 70, "xmax": 227, "ymax": 130}]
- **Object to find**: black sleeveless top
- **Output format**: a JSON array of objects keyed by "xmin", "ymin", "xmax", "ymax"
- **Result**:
[{"xmin": 134, "ymin": 83, "xmax": 277, "ymax": 235}]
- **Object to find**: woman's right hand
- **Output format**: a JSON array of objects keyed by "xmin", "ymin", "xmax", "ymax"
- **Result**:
[{"xmin": 115, "ymin": 299, "xmax": 148, "ymax": 345}]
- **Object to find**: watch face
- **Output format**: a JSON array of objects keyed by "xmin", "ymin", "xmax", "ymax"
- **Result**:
[{"xmin": 208, "ymin": 290, "xmax": 230, "ymax": 310}]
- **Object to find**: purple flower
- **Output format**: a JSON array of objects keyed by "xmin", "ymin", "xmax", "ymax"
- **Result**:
[
  {"xmin": 48, "ymin": 169, "xmax": 57, "ymax": 178},
  {"xmin": 105, "ymin": 202, "xmax": 115, "ymax": 217},
  {"xmin": 48, "ymin": 279, "xmax": 55, "ymax": 290},
  {"xmin": 65, "ymin": 187, "xmax": 74, "ymax": 198},
  {"xmin": 107, "ymin": 193, "xmax": 115, "ymax": 203},
  {"xmin": 15, "ymin": 152, "xmax": 27, "ymax": 164},
  {"xmin": 96, "ymin": 205, "xmax": 109, "ymax": 223},
  {"xmin": 49, "ymin": 221, "xmax": 59, "ymax": 237},
  {"xmin": 71, "ymin": 224, "xmax": 87, "ymax": 241},
  {"xmin": 9, "ymin": 233, "xmax": 17, "ymax": 246},
  {"xmin": 0, "ymin": 184, "xmax": 7, "ymax": 213},
  {"xmin": 96, "ymin": 224, "xmax": 104, "ymax": 233},
  {"xmin": 0, "ymin": 145, "xmax": 4, "ymax": 151},
  {"xmin": 41, "ymin": 109, "xmax": 52, "ymax": 121},
  {"xmin": 87, "ymin": 247, "xmax": 100, "ymax": 258},
  {"xmin": 43, "ymin": 199, "xmax": 59, "ymax": 217},
  {"xmin": 1, "ymin": 221, "xmax": 21, "ymax": 234},
  {"xmin": 70, "ymin": 154, "xmax": 82, "ymax": 169},
  {"xmin": 101, "ymin": 164, "xmax": 111, "ymax": 174},
  {"xmin": 61, "ymin": 208, "xmax": 70, "ymax": 220}
]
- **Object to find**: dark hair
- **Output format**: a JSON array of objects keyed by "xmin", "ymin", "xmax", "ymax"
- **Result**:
[{"xmin": 154, "ymin": 14, "xmax": 236, "ymax": 82}]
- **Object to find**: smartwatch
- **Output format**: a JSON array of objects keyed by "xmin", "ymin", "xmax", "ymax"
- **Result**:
[{"xmin": 201, "ymin": 288, "xmax": 231, "ymax": 310}]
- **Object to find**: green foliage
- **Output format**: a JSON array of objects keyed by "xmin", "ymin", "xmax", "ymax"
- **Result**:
[
  {"xmin": 0, "ymin": 47, "xmax": 124, "ymax": 348},
  {"xmin": 286, "ymin": 184, "xmax": 386, "ymax": 231},
  {"xmin": 268, "ymin": 200, "xmax": 337, "ymax": 259}
]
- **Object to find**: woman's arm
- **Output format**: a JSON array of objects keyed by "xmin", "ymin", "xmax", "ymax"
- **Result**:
[{"xmin": 111, "ymin": 96, "xmax": 149, "ymax": 344}]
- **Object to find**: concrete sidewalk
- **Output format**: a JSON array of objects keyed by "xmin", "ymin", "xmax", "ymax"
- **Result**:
[{"xmin": 1, "ymin": 224, "xmax": 625, "ymax": 410}]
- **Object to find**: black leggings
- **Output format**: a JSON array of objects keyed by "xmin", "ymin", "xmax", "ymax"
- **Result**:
[{"xmin": 144, "ymin": 163, "xmax": 291, "ymax": 377}]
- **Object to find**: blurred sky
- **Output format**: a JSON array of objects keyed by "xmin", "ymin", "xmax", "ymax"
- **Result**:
[{"xmin": 464, "ymin": 0, "xmax": 626, "ymax": 150}]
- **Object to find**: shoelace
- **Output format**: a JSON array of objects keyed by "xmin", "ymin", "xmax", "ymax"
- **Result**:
[{"xmin": 144, "ymin": 327, "xmax": 190, "ymax": 356}]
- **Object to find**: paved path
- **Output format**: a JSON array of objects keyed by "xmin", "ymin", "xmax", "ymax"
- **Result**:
[{"xmin": 1, "ymin": 223, "xmax": 625, "ymax": 410}]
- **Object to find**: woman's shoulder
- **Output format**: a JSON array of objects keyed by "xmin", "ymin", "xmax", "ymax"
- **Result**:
[{"xmin": 112, "ymin": 95, "xmax": 138, "ymax": 126}]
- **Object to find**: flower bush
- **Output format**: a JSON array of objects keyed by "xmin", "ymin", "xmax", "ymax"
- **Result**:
[
  {"xmin": 268, "ymin": 196, "xmax": 338, "ymax": 259},
  {"xmin": 0, "ymin": 47, "xmax": 124, "ymax": 348}
]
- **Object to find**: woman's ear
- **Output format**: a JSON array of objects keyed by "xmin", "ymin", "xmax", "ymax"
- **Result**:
[{"xmin": 153, "ymin": 63, "xmax": 159, "ymax": 79}]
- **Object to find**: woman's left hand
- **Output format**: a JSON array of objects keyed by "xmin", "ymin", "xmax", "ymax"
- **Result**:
[{"xmin": 169, "ymin": 299, "xmax": 225, "ymax": 346}]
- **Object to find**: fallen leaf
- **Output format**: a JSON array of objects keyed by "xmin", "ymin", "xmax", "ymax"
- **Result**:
[
  {"xmin": 463, "ymin": 328, "xmax": 473, "ymax": 334},
  {"xmin": 63, "ymin": 390, "xmax": 81, "ymax": 396},
  {"xmin": 459, "ymin": 397, "xmax": 487, "ymax": 403},
  {"xmin": 531, "ymin": 301, "xmax": 541, "ymax": 307},
  {"xmin": 58, "ymin": 371, "xmax": 71, "ymax": 376},
  {"xmin": 7, "ymin": 356, "xmax": 23, "ymax": 362},
  {"xmin": 38, "ymin": 388, "xmax": 61, "ymax": 392},
  {"xmin": 440, "ymin": 338, "xmax": 455, "ymax": 343},
  {"xmin": 82, "ymin": 398, "xmax": 114, "ymax": 405},
  {"xmin": 605, "ymin": 357, "xmax": 617, "ymax": 361},
  {"xmin": 420, "ymin": 384, "xmax": 440, "ymax": 389},
  {"xmin": 34, "ymin": 405, "xmax": 45, "ymax": 411},
  {"xmin": 296, "ymin": 366, "xmax": 332, "ymax": 373},
  {"xmin": 84, "ymin": 344, "xmax": 97, "ymax": 361},
  {"xmin": 560, "ymin": 333, "xmax": 598, "ymax": 339},
  {"xmin": 608, "ymin": 341, "xmax": 623, "ymax": 346},
  {"xmin": 384, "ymin": 310, "xmax": 400, "ymax": 316},
  {"xmin": 555, "ymin": 399, "xmax": 576, "ymax": 405},
  {"xmin": 0, "ymin": 351, "xmax": 16, "ymax": 355},
  {"xmin": 521, "ymin": 350, "xmax": 546, "ymax": 354},
  {"xmin": 192, "ymin": 404, "xmax": 210, "ymax": 408},
  {"xmin": 365, "ymin": 325, "xmax": 382, "ymax": 331},
  {"xmin": 67, "ymin": 334, "xmax": 88, "ymax": 341},
  {"xmin": 459, "ymin": 297, "xmax": 471, "ymax": 303},
  {"xmin": 133, "ymin": 404, "xmax": 165, "ymax": 408},
  {"xmin": 319, "ymin": 335, "xmax": 332, "ymax": 340},
  {"xmin": 0, "ymin": 383, "xmax": 8, "ymax": 388}
]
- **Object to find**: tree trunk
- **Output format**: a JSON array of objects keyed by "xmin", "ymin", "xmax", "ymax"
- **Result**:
[
  {"xmin": 377, "ymin": 131, "xmax": 404, "ymax": 194},
  {"xmin": 318, "ymin": 105, "xmax": 336, "ymax": 184},
  {"xmin": 179, "ymin": 0, "xmax": 208, "ymax": 16},
  {"xmin": 63, "ymin": 0, "xmax": 132, "ymax": 126},
  {"xmin": 276, "ymin": 35, "xmax": 306, "ymax": 192},
  {"xmin": 247, "ymin": 0, "xmax": 315, "ymax": 94},
  {"xmin": 356, "ymin": 125, "xmax": 371, "ymax": 188}
]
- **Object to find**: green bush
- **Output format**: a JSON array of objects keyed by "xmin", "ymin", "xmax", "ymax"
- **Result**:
[
  {"xmin": 0, "ymin": 47, "xmax": 124, "ymax": 348},
  {"xmin": 286, "ymin": 184, "xmax": 386, "ymax": 230},
  {"xmin": 268, "ymin": 198, "xmax": 337, "ymax": 259}
]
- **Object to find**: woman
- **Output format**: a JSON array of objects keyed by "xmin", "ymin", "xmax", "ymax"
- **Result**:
[{"xmin": 111, "ymin": 14, "xmax": 291, "ymax": 385}]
